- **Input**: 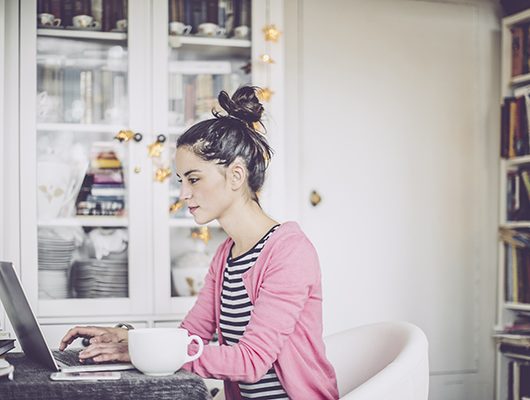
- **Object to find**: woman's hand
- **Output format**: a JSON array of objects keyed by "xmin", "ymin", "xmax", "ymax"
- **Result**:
[{"xmin": 59, "ymin": 326, "xmax": 131, "ymax": 363}]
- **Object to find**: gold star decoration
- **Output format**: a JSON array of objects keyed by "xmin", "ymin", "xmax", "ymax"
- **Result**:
[
  {"xmin": 154, "ymin": 167, "xmax": 172, "ymax": 182},
  {"xmin": 259, "ymin": 54, "xmax": 275, "ymax": 64},
  {"xmin": 147, "ymin": 141, "xmax": 163, "ymax": 158},
  {"xmin": 263, "ymin": 24, "xmax": 281, "ymax": 42},
  {"xmin": 114, "ymin": 129, "xmax": 134, "ymax": 142},
  {"xmin": 191, "ymin": 226, "xmax": 211, "ymax": 244},
  {"xmin": 169, "ymin": 199, "xmax": 184, "ymax": 213},
  {"xmin": 258, "ymin": 87, "xmax": 274, "ymax": 102}
]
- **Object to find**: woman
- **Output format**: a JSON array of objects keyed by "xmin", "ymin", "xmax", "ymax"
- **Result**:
[{"xmin": 60, "ymin": 86, "xmax": 339, "ymax": 400}]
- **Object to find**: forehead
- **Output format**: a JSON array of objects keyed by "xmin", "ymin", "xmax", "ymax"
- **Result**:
[{"xmin": 175, "ymin": 146, "xmax": 224, "ymax": 175}]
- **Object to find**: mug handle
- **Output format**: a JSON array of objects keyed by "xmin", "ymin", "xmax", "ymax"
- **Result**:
[
  {"xmin": 91, "ymin": 21, "xmax": 101, "ymax": 29},
  {"xmin": 53, "ymin": 18, "xmax": 62, "ymax": 27},
  {"xmin": 185, "ymin": 334, "xmax": 204, "ymax": 363},
  {"xmin": 183, "ymin": 25, "xmax": 192, "ymax": 35},
  {"xmin": 217, "ymin": 27, "xmax": 226, "ymax": 36}
]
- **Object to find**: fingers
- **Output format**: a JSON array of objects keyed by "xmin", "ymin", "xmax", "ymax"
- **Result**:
[
  {"xmin": 79, "ymin": 342, "xmax": 130, "ymax": 363},
  {"xmin": 59, "ymin": 326, "xmax": 109, "ymax": 351},
  {"xmin": 89, "ymin": 332, "xmax": 119, "ymax": 345}
]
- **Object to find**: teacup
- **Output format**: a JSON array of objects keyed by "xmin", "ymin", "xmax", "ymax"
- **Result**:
[
  {"xmin": 128, "ymin": 328, "xmax": 203, "ymax": 376},
  {"xmin": 116, "ymin": 19, "xmax": 127, "ymax": 31},
  {"xmin": 38, "ymin": 13, "xmax": 61, "ymax": 27},
  {"xmin": 72, "ymin": 15, "xmax": 100, "ymax": 29},
  {"xmin": 198, "ymin": 22, "xmax": 226, "ymax": 37},
  {"xmin": 169, "ymin": 21, "xmax": 192, "ymax": 36},
  {"xmin": 234, "ymin": 25, "xmax": 250, "ymax": 39}
]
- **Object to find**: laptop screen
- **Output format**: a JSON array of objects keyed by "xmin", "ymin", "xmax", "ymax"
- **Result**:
[{"xmin": 0, "ymin": 261, "xmax": 59, "ymax": 370}]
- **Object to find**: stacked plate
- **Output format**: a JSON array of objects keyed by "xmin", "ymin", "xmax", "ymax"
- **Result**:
[
  {"xmin": 38, "ymin": 230, "xmax": 77, "ymax": 299},
  {"xmin": 70, "ymin": 252, "xmax": 128, "ymax": 298}
]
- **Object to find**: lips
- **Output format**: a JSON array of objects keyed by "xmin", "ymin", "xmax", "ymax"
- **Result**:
[{"xmin": 188, "ymin": 206, "xmax": 199, "ymax": 214}]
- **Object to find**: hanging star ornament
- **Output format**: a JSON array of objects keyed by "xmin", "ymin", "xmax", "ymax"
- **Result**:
[
  {"xmin": 147, "ymin": 141, "xmax": 163, "ymax": 158},
  {"xmin": 169, "ymin": 200, "xmax": 184, "ymax": 213},
  {"xmin": 263, "ymin": 24, "xmax": 281, "ymax": 42},
  {"xmin": 259, "ymin": 54, "xmax": 275, "ymax": 64},
  {"xmin": 155, "ymin": 167, "xmax": 172, "ymax": 182},
  {"xmin": 258, "ymin": 87, "xmax": 274, "ymax": 102}
]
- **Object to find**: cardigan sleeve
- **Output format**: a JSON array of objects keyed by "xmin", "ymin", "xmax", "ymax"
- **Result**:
[{"xmin": 183, "ymin": 235, "xmax": 320, "ymax": 383}]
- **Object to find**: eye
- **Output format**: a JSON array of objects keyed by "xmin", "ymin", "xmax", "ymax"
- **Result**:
[
  {"xmin": 177, "ymin": 178, "xmax": 182, "ymax": 183},
  {"xmin": 189, "ymin": 177, "xmax": 199, "ymax": 184}
]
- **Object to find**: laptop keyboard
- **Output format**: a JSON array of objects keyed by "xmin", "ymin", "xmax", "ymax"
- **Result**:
[{"xmin": 52, "ymin": 349, "xmax": 86, "ymax": 366}]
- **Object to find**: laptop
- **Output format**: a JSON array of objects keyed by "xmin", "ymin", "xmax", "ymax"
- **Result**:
[{"xmin": 0, "ymin": 261, "xmax": 134, "ymax": 372}]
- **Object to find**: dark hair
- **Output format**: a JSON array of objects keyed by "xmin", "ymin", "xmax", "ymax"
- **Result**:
[{"xmin": 176, "ymin": 86, "xmax": 273, "ymax": 203}]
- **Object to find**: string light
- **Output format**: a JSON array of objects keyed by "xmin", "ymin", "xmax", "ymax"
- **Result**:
[{"xmin": 259, "ymin": 0, "xmax": 280, "ymax": 102}]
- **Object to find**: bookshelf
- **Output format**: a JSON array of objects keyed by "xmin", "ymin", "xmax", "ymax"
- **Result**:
[
  {"xmin": 8, "ymin": 0, "xmax": 285, "ymax": 349},
  {"xmin": 496, "ymin": 8, "xmax": 530, "ymax": 400}
]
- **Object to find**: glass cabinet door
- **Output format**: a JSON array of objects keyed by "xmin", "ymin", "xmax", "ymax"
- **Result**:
[
  {"xmin": 152, "ymin": 0, "xmax": 252, "ymax": 316},
  {"xmin": 20, "ymin": 0, "xmax": 152, "ymax": 316}
]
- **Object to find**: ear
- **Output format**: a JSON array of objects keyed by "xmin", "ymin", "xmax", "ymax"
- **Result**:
[{"xmin": 228, "ymin": 158, "xmax": 247, "ymax": 191}]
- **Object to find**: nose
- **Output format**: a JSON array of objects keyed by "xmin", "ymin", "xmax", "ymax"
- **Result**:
[{"xmin": 179, "ymin": 182, "xmax": 192, "ymax": 200}]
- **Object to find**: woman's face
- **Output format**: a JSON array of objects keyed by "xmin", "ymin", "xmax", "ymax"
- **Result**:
[{"xmin": 175, "ymin": 146, "xmax": 232, "ymax": 224}]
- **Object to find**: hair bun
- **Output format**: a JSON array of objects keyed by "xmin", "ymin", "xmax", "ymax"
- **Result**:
[{"xmin": 218, "ymin": 86, "xmax": 264, "ymax": 125}]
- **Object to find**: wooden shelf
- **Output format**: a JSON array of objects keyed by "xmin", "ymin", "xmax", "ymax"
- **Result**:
[
  {"xmin": 37, "ymin": 28, "xmax": 127, "ymax": 41},
  {"xmin": 503, "ymin": 9, "xmax": 530, "ymax": 28},
  {"xmin": 38, "ymin": 217, "xmax": 128, "ymax": 227},
  {"xmin": 501, "ymin": 222, "xmax": 530, "ymax": 228}
]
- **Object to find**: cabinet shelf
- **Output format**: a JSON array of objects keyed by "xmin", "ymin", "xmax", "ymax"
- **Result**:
[
  {"xmin": 37, "ymin": 28, "xmax": 127, "ymax": 42},
  {"xmin": 505, "ymin": 155, "xmax": 530, "ymax": 167},
  {"xmin": 505, "ymin": 302, "xmax": 530, "ymax": 312},
  {"xmin": 37, "ymin": 123, "xmax": 125, "ymax": 133},
  {"xmin": 38, "ymin": 217, "xmax": 128, "ymax": 227},
  {"xmin": 168, "ymin": 35, "xmax": 251, "ymax": 48},
  {"xmin": 501, "ymin": 222, "xmax": 530, "ymax": 228}
]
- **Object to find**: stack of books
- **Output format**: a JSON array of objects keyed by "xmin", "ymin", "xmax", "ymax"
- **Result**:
[{"xmin": 76, "ymin": 143, "xmax": 126, "ymax": 217}]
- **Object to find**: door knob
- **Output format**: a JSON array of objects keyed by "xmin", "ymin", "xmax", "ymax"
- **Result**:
[{"xmin": 310, "ymin": 190, "xmax": 322, "ymax": 207}]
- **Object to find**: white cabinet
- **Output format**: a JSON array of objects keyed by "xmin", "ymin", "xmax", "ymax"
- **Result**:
[{"xmin": 2, "ymin": 0, "xmax": 284, "ymax": 342}]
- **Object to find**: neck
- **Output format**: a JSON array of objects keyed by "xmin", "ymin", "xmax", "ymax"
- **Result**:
[{"xmin": 218, "ymin": 197, "xmax": 278, "ymax": 258}]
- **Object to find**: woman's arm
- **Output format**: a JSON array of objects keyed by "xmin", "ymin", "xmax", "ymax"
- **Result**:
[{"xmin": 183, "ymin": 237, "xmax": 319, "ymax": 382}]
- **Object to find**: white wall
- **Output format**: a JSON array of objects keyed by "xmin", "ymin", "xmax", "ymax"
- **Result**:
[{"xmin": 284, "ymin": 0, "xmax": 500, "ymax": 399}]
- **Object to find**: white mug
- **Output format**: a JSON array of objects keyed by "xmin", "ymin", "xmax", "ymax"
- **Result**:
[
  {"xmin": 234, "ymin": 25, "xmax": 250, "ymax": 39},
  {"xmin": 38, "ymin": 13, "xmax": 61, "ymax": 27},
  {"xmin": 116, "ymin": 19, "xmax": 127, "ymax": 31},
  {"xmin": 128, "ymin": 328, "xmax": 203, "ymax": 376},
  {"xmin": 72, "ymin": 15, "xmax": 100, "ymax": 29},
  {"xmin": 198, "ymin": 22, "xmax": 226, "ymax": 37},
  {"xmin": 169, "ymin": 21, "xmax": 192, "ymax": 36}
]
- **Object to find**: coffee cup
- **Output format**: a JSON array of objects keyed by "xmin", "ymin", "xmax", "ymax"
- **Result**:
[
  {"xmin": 116, "ymin": 19, "xmax": 127, "ymax": 31},
  {"xmin": 198, "ymin": 22, "xmax": 226, "ymax": 37},
  {"xmin": 169, "ymin": 21, "xmax": 192, "ymax": 36},
  {"xmin": 72, "ymin": 15, "xmax": 100, "ymax": 29},
  {"xmin": 38, "ymin": 13, "xmax": 61, "ymax": 27},
  {"xmin": 234, "ymin": 25, "xmax": 250, "ymax": 39},
  {"xmin": 128, "ymin": 328, "xmax": 203, "ymax": 376}
]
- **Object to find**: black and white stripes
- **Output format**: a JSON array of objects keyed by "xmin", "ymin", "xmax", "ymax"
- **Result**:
[{"xmin": 220, "ymin": 225, "xmax": 289, "ymax": 400}]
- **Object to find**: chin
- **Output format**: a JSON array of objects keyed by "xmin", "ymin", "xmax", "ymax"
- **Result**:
[{"xmin": 193, "ymin": 214, "xmax": 215, "ymax": 226}]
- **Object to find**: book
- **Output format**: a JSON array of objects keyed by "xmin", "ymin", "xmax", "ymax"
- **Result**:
[{"xmin": 512, "ymin": 26, "xmax": 525, "ymax": 77}]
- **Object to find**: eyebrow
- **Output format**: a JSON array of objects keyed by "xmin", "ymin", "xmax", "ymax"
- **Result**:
[{"xmin": 176, "ymin": 169, "xmax": 201, "ymax": 178}]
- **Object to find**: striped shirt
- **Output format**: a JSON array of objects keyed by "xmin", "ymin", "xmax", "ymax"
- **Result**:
[{"xmin": 220, "ymin": 225, "xmax": 289, "ymax": 400}]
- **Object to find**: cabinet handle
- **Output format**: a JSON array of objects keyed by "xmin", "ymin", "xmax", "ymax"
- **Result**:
[{"xmin": 310, "ymin": 190, "xmax": 322, "ymax": 207}]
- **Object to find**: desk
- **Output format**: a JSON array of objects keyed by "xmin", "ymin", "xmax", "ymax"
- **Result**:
[{"xmin": 0, "ymin": 353, "xmax": 212, "ymax": 400}]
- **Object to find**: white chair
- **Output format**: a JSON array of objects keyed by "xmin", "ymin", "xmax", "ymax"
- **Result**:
[{"xmin": 324, "ymin": 321, "xmax": 429, "ymax": 400}]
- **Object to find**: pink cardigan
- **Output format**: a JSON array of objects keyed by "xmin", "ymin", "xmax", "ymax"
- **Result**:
[{"xmin": 181, "ymin": 221, "xmax": 339, "ymax": 400}]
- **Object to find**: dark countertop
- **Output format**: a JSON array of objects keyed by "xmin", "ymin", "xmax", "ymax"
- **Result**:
[{"xmin": 0, "ymin": 353, "xmax": 212, "ymax": 400}]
